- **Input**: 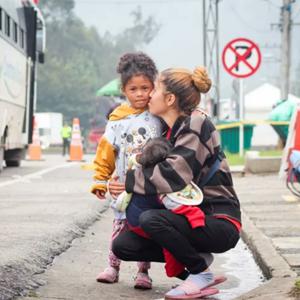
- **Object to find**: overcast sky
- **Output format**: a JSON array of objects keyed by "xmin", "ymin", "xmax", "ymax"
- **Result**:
[{"xmin": 75, "ymin": 0, "xmax": 300, "ymax": 98}]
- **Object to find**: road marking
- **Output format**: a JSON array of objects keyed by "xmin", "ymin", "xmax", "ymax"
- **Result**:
[{"xmin": 0, "ymin": 162, "xmax": 78, "ymax": 188}]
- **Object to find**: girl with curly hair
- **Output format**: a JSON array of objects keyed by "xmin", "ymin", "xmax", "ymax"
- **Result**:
[{"xmin": 91, "ymin": 52, "xmax": 162, "ymax": 289}]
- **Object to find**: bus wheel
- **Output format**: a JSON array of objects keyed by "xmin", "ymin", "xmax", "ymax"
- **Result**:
[
  {"xmin": 0, "ymin": 134, "xmax": 5, "ymax": 172},
  {"xmin": 0, "ymin": 147, "xmax": 4, "ymax": 172},
  {"xmin": 5, "ymin": 160, "xmax": 21, "ymax": 167},
  {"xmin": 4, "ymin": 148, "xmax": 24, "ymax": 167}
]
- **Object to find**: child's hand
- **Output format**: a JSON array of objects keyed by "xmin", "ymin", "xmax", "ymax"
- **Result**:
[
  {"xmin": 108, "ymin": 176, "xmax": 125, "ymax": 198},
  {"xmin": 95, "ymin": 190, "xmax": 106, "ymax": 200}
]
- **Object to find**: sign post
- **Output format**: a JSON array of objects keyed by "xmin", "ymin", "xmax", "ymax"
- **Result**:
[
  {"xmin": 222, "ymin": 38, "xmax": 261, "ymax": 156},
  {"xmin": 239, "ymin": 79, "xmax": 244, "ymax": 156}
]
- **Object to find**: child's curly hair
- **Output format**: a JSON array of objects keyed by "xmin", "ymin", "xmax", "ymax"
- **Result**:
[{"xmin": 117, "ymin": 52, "xmax": 158, "ymax": 87}]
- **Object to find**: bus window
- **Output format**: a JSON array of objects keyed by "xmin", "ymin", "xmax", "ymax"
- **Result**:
[
  {"xmin": 20, "ymin": 28, "xmax": 24, "ymax": 48},
  {"xmin": 36, "ymin": 15, "xmax": 46, "ymax": 63},
  {"xmin": 13, "ymin": 21, "xmax": 18, "ymax": 43},
  {"xmin": 5, "ymin": 13, "xmax": 10, "ymax": 37}
]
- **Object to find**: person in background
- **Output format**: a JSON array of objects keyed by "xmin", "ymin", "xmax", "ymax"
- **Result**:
[{"xmin": 61, "ymin": 122, "xmax": 72, "ymax": 156}]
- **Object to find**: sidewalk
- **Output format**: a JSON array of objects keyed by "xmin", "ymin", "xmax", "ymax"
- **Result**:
[{"xmin": 233, "ymin": 173, "xmax": 300, "ymax": 299}]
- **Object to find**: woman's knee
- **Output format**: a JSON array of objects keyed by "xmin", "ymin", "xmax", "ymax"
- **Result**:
[{"xmin": 139, "ymin": 209, "xmax": 164, "ymax": 233}]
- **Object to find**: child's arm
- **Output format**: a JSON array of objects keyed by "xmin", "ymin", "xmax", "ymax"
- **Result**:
[{"xmin": 91, "ymin": 134, "xmax": 116, "ymax": 195}]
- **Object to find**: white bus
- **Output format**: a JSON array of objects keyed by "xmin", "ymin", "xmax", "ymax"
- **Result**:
[{"xmin": 0, "ymin": 0, "xmax": 45, "ymax": 171}]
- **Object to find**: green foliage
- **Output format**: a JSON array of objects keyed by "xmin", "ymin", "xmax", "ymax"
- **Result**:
[
  {"xmin": 224, "ymin": 151, "xmax": 245, "ymax": 166},
  {"xmin": 295, "ymin": 279, "xmax": 300, "ymax": 290},
  {"xmin": 37, "ymin": 1, "xmax": 160, "ymax": 133}
]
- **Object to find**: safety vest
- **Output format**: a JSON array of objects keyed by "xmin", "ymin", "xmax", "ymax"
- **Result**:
[{"xmin": 61, "ymin": 126, "xmax": 72, "ymax": 138}]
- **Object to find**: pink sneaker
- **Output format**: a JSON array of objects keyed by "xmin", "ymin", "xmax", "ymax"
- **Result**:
[
  {"xmin": 134, "ymin": 272, "xmax": 152, "ymax": 290},
  {"xmin": 96, "ymin": 267, "xmax": 119, "ymax": 283}
]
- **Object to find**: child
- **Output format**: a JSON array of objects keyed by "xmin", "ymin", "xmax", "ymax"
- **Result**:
[{"xmin": 91, "ymin": 52, "xmax": 161, "ymax": 289}]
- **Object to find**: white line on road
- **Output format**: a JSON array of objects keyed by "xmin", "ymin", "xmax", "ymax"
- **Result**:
[{"xmin": 0, "ymin": 162, "xmax": 79, "ymax": 188}]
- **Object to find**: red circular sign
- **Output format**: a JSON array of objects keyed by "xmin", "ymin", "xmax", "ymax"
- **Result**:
[{"xmin": 222, "ymin": 38, "xmax": 261, "ymax": 78}]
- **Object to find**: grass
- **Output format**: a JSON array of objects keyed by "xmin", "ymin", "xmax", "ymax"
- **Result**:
[
  {"xmin": 224, "ymin": 149, "xmax": 283, "ymax": 166},
  {"xmin": 224, "ymin": 152, "xmax": 245, "ymax": 166},
  {"xmin": 259, "ymin": 149, "xmax": 283, "ymax": 157},
  {"xmin": 289, "ymin": 279, "xmax": 300, "ymax": 299}
]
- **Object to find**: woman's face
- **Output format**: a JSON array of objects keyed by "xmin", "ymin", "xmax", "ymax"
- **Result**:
[{"xmin": 148, "ymin": 78, "xmax": 169, "ymax": 117}]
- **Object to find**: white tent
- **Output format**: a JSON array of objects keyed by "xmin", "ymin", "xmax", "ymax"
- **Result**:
[
  {"xmin": 245, "ymin": 83, "xmax": 300, "ymax": 119},
  {"xmin": 244, "ymin": 83, "xmax": 300, "ymax": 147}
]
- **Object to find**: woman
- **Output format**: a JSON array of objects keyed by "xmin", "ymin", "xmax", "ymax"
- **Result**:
[{"xmin": 110, "ymin": 67, "xmax": 241, "ymax": 299}]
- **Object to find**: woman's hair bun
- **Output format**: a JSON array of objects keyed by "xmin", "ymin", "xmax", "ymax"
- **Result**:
[{"xmin": 191, "ymin": 67, "xmax": 212, "ymax": 93}]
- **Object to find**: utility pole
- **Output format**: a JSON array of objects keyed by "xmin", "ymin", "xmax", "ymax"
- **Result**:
[
  {"xmin": 280, "ymin": 0, "xmax": 292, "ymax": 100},
  {"xmin": 203, "ymin": 0, "xmax": 220, "ymax": 119}
]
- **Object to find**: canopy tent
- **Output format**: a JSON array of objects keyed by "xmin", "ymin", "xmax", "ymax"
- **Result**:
[
  {"xmin": 244, "ymin": 83, "xmax": 300, "ymax": 147},
  {"xmin": 244, "ymin": 83, "xmax": 300, "ymax": 117},
  {"xmin": 96, "ymin": 78, "xmax": 121, "ymax": 97}
]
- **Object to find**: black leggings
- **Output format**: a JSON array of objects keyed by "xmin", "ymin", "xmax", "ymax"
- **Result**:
[{"xmin": 112, "ymin": 209, "xmax": 240, "ymax": 274}]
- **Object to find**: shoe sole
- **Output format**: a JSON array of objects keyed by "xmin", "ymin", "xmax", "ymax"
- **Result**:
[
  {"xmin": 134, "ymin": 282, "xmax": 152, "ymax": 290},
  {"xmin": 165, "ymin": 287, "xmax": 219, "ymax": 299},
  {"xmin": 164, "ymin": 276, "xmax": 227, "ymax": 299},
  {"xmin": 96, "ymin": 277, "xmax": 119, "ymax": 284}
]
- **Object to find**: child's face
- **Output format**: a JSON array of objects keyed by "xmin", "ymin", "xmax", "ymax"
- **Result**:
[{"xmin": 123, "ymin": 75, "xmax": 153, "ymax": 109}]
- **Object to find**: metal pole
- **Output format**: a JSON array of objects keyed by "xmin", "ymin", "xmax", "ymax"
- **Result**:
[
  {"xmin": 280, "ymin": 0, "xmax": 292, "ymax": 100},
  {"xmin": 203, "ymin": 0, "xmax": 207, "ymax": 67},
  {"xmin": 215, "ymin": 0, "xmax": 220, "ymax": 119},
  {"xmin": 202, "ymin": 0, "xmax": 220, "ymax": 119},
  {"xmin": 239, "ymin": 79, "xmax": 244, "ymax": 157}
]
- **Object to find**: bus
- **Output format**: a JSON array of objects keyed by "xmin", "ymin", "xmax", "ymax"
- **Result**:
[{"xmin": 0, "ymin": 0, "xmax": 45, "ymax": 171}]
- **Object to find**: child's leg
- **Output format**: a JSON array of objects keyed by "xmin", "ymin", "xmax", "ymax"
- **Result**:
[
  {"xmin": 135, "ymin": 254, "xmax": 152, "ymax": 289},
  {"xmin": 108, "ymin": 218, "xmax": 128, "ymax": 269},
  {"xmin": 96, "ymin": 218, "xmax": 128, "ymax": 283},
  {"xmin": 137, "ymin": 261, "xmax": 151, "ymax": 273}
]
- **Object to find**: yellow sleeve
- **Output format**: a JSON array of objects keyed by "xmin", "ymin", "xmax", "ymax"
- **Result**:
[{"xmin": 91, "ymin": 136, "xmax": 116, "ymax": 194}]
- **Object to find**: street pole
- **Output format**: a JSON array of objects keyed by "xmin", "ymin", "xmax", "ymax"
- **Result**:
[
  {"xmin": 203, "ymin": 0, "xmax": 220, "ymax": 119},
  {"xmin": 239, "ymin": 79, "xmax": 244, "ymax": 157},
  {"xmin": 280, "ymin": 0, "xmax": 292, "ymax": 100}
]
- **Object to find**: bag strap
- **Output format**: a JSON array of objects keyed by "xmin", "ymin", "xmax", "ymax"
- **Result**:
[{"xmin": 199, "ymin": 152, "xmax": 224, "ymax": 188}]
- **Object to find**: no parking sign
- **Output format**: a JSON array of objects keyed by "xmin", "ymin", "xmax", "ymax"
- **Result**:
[
  {"xmin": 221, "ymin": 38, "xmax": 261, "ymax": 156},
  {"xmin": 222, "ymin": 38, "xmax": 261, "ymax": 78}
]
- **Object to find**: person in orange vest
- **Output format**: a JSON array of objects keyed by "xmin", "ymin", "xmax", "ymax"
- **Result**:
[{"xmin": 60, "ymin": 122, "xmax": 72, "ymax": 156}]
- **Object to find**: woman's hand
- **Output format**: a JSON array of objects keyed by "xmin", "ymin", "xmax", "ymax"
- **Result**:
[
  {"xmin": 108, "ymin": 176, "xmax": 125, "ymax": 199},
  {"xmin": 95, "ymin": 190, "xmax": 106, "ymax": 200}
]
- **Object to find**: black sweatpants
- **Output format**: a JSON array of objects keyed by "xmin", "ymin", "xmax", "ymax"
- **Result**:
[{"xmin": 112, "ymin": 209, "xmax": 240, "ymax": 274}]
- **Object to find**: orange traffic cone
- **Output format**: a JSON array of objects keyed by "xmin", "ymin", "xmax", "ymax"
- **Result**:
[
  {"xmin": 69, "ymin": 118, "xmax": 84, "ymax": 161},
  {"xmin": 28, "ymin": 117, "xmax": 42, "ymax": 160}
]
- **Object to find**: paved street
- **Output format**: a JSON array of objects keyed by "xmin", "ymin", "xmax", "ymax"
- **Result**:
[
  {"xmin": 0, "ymin": 155, "xmax": 104, "ymax": 299},
  {"xmin": 0, "ymin": 155, "xmax": 264, "ymax": 300}
]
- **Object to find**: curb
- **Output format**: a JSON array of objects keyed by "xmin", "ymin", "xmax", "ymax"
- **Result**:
[{"xmin": 235, "ymin": 209, "xmax": 298, "ymax": 299}]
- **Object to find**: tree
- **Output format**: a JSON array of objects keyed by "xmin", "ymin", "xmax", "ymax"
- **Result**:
[
  {"xmin": 37, "ymin": 2, "xmax": 160, "ymax": 133},
  {"xmin": 38, "ymin": 0, "xmax": 75, "ymax": 22}
]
